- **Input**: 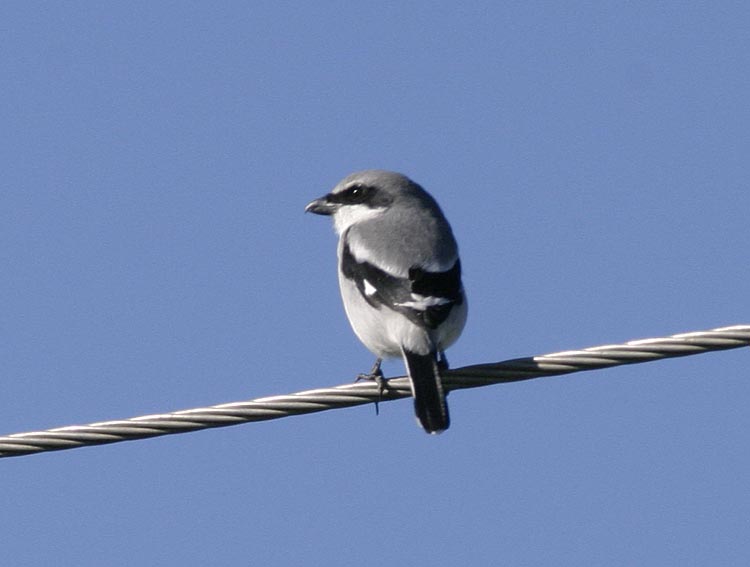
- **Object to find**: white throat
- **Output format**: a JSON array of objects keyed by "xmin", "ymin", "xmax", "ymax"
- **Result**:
[{"xmin": 333, "ymin": 204, "xmax": 385, "ymax": 235}]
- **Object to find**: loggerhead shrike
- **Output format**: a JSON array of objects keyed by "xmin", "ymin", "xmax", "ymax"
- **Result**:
[{"xmin": 306, "ymin": 170, "xmax": 467, "ymax": 434}]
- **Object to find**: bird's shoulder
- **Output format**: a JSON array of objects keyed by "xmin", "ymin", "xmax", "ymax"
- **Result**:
[{"xmin": 343, "ymin": 221, "xmax": 458, "ymax": 277}]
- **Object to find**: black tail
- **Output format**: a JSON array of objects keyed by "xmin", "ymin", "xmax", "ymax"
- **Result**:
[{"xmin": 401, "ymin": 348, "xmax": 450, "ymax": 434}]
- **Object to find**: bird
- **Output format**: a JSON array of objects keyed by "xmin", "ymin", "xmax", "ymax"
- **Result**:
[{"xmin": 305, "ymin": 170, "xmax": 467, "ymax": 433}]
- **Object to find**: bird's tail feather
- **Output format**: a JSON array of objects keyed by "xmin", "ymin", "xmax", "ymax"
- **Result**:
[{"xmin": 402, "ymin": 348, "xmax": 450, "ymax": 434}]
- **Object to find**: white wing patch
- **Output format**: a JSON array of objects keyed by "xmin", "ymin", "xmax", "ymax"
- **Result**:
[
  {"xmin": 363, "ymin": 279, "xmax": 377, "ymax": 296},
  {"xmin": 395, "ymin": 293, "xmax": 451, "ymax": 311}
]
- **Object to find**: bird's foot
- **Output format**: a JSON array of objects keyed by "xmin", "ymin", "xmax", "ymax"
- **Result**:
[
  {"xmin": 355, "ymin": 358, "xmax": 387, "ymax": 415},
  {"xmin": 356, "ymin": 358, "xmax": 384, "ymax": 385}
]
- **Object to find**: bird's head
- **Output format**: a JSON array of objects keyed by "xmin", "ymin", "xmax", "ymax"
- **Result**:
[{"xmin": 305, "ymin": 170, "xmax": 427, "ymax": 235}]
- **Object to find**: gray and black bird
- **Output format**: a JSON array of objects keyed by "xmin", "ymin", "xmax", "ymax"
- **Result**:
[{"xmin": 306, "ymin": 170, "xmax": 467, "ymax": 433}]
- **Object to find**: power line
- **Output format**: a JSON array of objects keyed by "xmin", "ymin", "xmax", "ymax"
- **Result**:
[{"xmin": 1, "ymin": 324, "xmax": 747, "ymax": 459}]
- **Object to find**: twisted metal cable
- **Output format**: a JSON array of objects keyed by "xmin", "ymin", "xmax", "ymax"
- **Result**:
[{"xmin": 1, "ymin": 324, "xmax": 747, "ymax": 459}]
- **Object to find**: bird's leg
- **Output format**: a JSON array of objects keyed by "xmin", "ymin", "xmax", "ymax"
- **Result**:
[
  {"xmin": 437, "ymin": 350, "xmax": 450, "ymax": 371},
  {"xmin": 356, "ymin": 358, "xmax": 387, "ymax": 415},
  {"xmin": 356, "ymin": 357, "xmax": 384, "ymax": 384}
]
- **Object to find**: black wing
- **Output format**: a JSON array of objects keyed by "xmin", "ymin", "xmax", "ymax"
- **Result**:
[{"xmin": 341, "ymin": 240, "xmax": 463, "ymax": 330}]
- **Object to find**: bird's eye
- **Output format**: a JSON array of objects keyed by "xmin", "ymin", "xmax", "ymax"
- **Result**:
[{"xmin": 343, "ymin": 184, "xmax": 372, "ymax": 203}]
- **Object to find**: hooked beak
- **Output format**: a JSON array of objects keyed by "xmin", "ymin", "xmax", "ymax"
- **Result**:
[{"xmin": 305, "ymin": 194, "xmax": 337, "ymax": 215}]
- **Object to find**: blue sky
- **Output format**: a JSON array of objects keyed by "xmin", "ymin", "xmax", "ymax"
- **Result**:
[{"xmin": 1, "ymin": 2, "xmax": 748, "ymax": 565}]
